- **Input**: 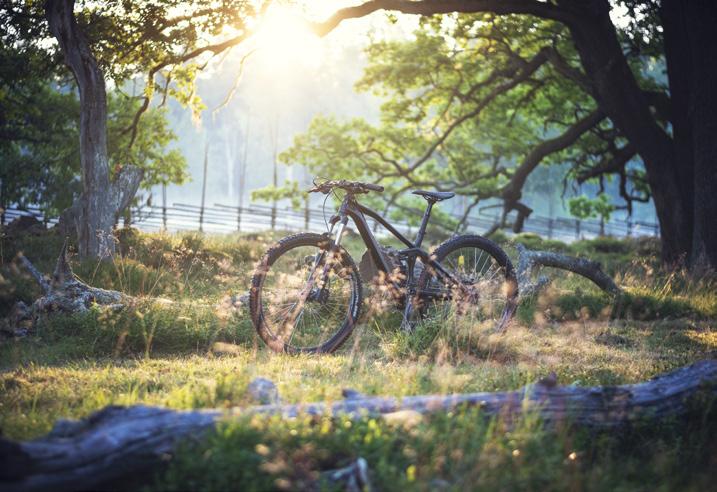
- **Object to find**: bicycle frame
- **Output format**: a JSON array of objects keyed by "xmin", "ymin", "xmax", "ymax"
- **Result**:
[{"xmin": 325, "ymin": 193, "xmax": 468, "ymax": 297}]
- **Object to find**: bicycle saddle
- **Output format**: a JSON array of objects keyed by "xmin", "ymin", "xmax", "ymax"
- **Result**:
[{"xmin": 412, "ymin": 190, "xmax": 455, "ymax": 202}]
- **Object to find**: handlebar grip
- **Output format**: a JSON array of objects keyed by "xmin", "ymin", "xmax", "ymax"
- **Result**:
[{"xmin": 363, "ymin": 183, "xmax": 384, "ymax": 192}]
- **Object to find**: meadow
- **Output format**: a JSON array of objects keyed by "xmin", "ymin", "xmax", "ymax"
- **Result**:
[{"xmin": 1, "ymin": 228, "xmax": 715, "ymax": 491}]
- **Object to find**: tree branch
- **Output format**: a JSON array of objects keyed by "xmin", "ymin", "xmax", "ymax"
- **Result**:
[
  {"xmin": 516, "ymin": 243, "xmax": 622, "ymax": 298},
  {"xmin": 16, "ymin": 255, "xmax": 51, "ymax": 295},
  {"xmin": 576, "ymin": 143, "xmax": 636, "ymax": 184},
  {"xmin": 125, "ymin": 30, "xmax": 252, "ymax": 146},
  {"xmin": 407, "ymin": 47, "xmax": 551, "ymax": 173},
  {"xmin": 311, "ymin": 0, "xmax": 575, "ymax": 37},
  {"xmin": 544, "ymin": 47, "xmax": 592, "ymax": 94},
  {"xmin": 641, "ymin": 89, "xmax": 671, "ymax": 123},
  {"xmin": 502, "ymin": 109, "xmax": 605, "ymax": 205}
]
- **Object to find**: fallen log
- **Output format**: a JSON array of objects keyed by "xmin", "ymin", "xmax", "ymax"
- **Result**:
[
  {"xmin": 1, "ymin": 360, "xmax": 715, "ymax": 492},
  {"xmin": 515, "ymin": 243, "xmax": 622, "ymax": 298}
]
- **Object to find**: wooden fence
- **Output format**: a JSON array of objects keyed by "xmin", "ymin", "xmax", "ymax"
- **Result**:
[{"xmin": 1, "ymin": 202, "xmax": 659, "ymax": 242}]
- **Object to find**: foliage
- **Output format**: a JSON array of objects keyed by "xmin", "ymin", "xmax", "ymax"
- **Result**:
[
  {"xmin": 251, "ymin": 181, "xmax": 303, "ymax": 209},
  {"xmin": 106, "ymin": 93, "xmax": 189, "ymax": 188},
  {"xmin": 0, "ymin": 34, "xmax": 189, "ymax": 215},
  {"xmin": 510, "ymin": 232, "xmax": 569, "ymax": 253},
  {"xmin": 568, "ymin": 193, "xmax": 615, "ymax": 221},
  {"xmin": 0, "ymin": 43, "xmax": 81, "ymax": 216},
  {"xmin": 0, "ymin": 85, "xmax": 188, "ymax": 216},
  {"xmin": 282, "ymin": 13, "xmax": 659, "ymax": 232},
  {"xmin": 0, "ymin": 0, "xmax": 264, "ymax": 218},
  {"xmin": 1, "ymin": 0, "xmax": 258, "ymax": 119}
]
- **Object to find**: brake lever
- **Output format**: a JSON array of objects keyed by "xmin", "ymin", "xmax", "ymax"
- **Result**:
[{"xmin": 307, "ymin": 185, "xmax": 331, "ymax": 194}]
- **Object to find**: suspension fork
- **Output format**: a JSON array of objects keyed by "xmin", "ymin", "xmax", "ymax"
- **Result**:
[{"xmin": 400, "ymin": 254, "xmax": 419, "ymax": 331}]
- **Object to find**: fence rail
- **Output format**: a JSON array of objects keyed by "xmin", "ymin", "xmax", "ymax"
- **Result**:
[{"xmin": 1, "ymin": 201, "xmax": 659, "ymax": 243}]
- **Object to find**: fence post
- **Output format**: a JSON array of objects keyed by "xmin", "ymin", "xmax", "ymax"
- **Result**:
[
  {"xmin": 575, "ymin": 219, "xmax": 581, "ymax": 240},
  {"xmin": 548, "ymin": 218, "xmax": 554, "ymax": 239},
  {"xmin": 304, "ymin": 198, "xmax": 310, "ymax": 229},
  {"xmin": 627, "ymin": 217, "xmax": 633, "ymax": 237},
  {"xmin": 162, "ymin": 184, "xmax": 167, "ymax": 230},
  {"xmin": 236, "ymin": 206, "xmax": 242, "ymax": 232},
  {"xmin": 199, "ymin": 142, "xmax": 209, "ymax": 233}
]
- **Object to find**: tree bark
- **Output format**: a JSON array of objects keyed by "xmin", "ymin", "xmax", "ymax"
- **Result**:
[
  {"xmin": 1, "ymin": 360, "xmax": 715, "ymax": 492},
  {"xmin": 662, "ymin": 0, "xmax": 717, "ymax": 272},
  {"xmin": 45, "ymin": 0, "xmax": 142, "ymax": 258},
  {"xmin": 556, "ymin": 0, "xmax": 690, "ymax": 265},
  {"xmin": 515, "ymin": 244, "xmax": 621, "ymax": 298}
]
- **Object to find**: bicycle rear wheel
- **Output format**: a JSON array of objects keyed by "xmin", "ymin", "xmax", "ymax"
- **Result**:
[
  {"xmin": 250, "ymin": 233, "xmax": 363, "ymax": 354},
  {"xmin": 417, "ymin": 235, "xmax": 518, "ymax": 331}
]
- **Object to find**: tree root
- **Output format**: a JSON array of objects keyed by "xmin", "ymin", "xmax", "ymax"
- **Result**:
[
  {"xmin": 515, "ymin": 243, "xmax": 622, "ymax": 298},
  {"xmin": 0, "ymin": 361, "xmax": 715, "ymax": 491},
  {"xmin": 10, "ymin": 240, "xmax": 129, "ymax": 333}
]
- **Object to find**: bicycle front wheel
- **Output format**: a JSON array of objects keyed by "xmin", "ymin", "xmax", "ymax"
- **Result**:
[
  {"xmin": 417, "ymin": 235, "xmax": 518, "ymax": 331},
  {"xmin": 250, "ymin": 233, "xmax": 363, "ymax": 354}
]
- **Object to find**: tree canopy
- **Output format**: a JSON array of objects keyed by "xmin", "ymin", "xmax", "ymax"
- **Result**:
[
  {"xmin": 292, "ymin": 0, "xmax": 717, "ymax": 271},
  {"xmin": 282, "ymin": 13, "xmax": 655, "ymax": 232},
  {"xmin": 1, "ymin": 0, "xmax": 262, "ymax": 256}
]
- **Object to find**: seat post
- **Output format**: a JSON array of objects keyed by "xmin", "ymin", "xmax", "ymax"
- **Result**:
[{"xmin": 414, "ymin": 200, "xmax": 435, "ymax": 247}]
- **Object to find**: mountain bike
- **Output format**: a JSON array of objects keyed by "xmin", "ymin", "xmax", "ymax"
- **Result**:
[{"xmin": 249, "ymin": 179, "xmax": 518, "ymax": 354}]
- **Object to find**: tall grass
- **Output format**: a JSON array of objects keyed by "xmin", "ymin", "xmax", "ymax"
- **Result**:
[{"xmin": 0, "ymin": 229, "xmax": 715, "ymax": 490}]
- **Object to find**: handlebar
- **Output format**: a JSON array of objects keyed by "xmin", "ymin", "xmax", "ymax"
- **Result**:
[{"xmin": 308, "ymin": 179, "xmax": 384, "ymax": 195}]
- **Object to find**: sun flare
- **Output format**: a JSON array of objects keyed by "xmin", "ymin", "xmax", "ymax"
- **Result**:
[{"xmin": 253, "ymin": 4, "xmax": 324, "ymax": 70}]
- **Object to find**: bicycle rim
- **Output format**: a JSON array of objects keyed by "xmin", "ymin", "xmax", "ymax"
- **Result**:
[
  {"xmin": 420, "ymin": 244, "xmax": 516, "ymax": 330},
  {"xmin": 256, "ymin": 242, "xmax": 359, "ymax": 352}
]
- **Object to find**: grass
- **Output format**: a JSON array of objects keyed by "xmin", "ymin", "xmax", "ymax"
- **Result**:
[
  {"xmin": 0, "ymin": 228, "xmax": 715, "ymax": 490},
  {"xmin": 153, "ymin": 402, "xmax": 717, "ymax": 492}
]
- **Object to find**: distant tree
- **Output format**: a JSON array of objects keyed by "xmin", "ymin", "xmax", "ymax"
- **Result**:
[
  {"xmin": 2, "ymin": 0, "xmax": 259, "ymax": 257},
  {"xmin": 0, "ymin": 43, "xmax": 80, "ymax": 219},
  {"xmin": 0, "ymin": 51, "xmax": 188, "ymax": 219},
  {"xmin": 306, "ymin": 0, "xmax": 717, "ymax": 271}
]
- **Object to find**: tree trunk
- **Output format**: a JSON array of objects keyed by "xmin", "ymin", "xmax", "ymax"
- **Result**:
[
  {"xmin": 559, "ymin": 0, "xmax": 692, "ymax": 265},
  {"xmin": 1, "ymin": 361, "xmax": 715, "ymax": 492},
  {"xmin": 687, "ymin": 5, "xmax": 717, "ymax": 273},
  {"xmin": 45, "ymin": 0, "xmax": 142, "ymax": 258},
  {"xmin": 660, "ymin": 0, "xmax": 696, "ymax": 262},
  {"xmin": 662, "ymin": 0, "xmax": 717, "ymax": 272}
]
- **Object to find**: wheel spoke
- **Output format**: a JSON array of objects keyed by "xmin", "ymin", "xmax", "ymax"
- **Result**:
[
  {"xmin": 255, "ymin": 239, "xmax": 359, "ymax": 352},
  {"xmin": 419, "ymin": 239, "xmax": 515, "ymax": 331}
]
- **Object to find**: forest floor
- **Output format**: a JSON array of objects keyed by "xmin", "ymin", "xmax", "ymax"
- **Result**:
[{"xmin": 1, "ymin": 229, "xmax": 716, "ymax": 491}]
